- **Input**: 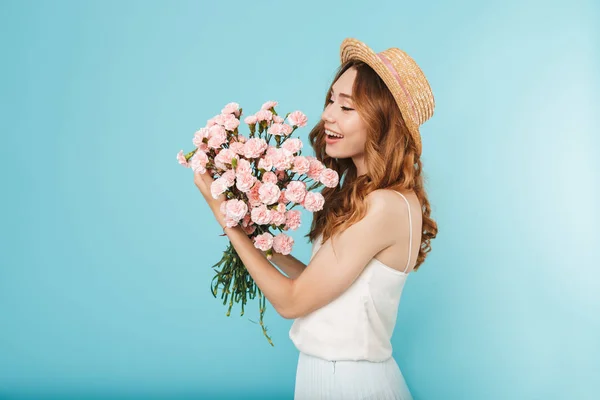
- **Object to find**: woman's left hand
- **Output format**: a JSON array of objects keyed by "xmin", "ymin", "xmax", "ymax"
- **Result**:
[{"xmin": 193, "ymin": 171, "xmax": 227, "ymax": 229}]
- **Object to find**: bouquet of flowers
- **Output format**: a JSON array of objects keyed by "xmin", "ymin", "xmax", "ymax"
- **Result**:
[{"xmin": 177, "ymin": 101, "xmax": 339, "ymax": 346}]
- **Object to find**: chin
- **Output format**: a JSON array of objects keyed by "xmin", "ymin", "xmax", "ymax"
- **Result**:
[
  {"xmin": 326, "ymin": 146, "xmax": 353, "ymax": 159},
  {"xmin": 325, "ymin": 147, "xmax": 339, "ymax": 158}
]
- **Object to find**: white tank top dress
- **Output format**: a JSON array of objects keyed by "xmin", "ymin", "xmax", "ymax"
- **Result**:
[{"xmin": 290, "ymin": 190, "xmax": 415, "ymax": 400}]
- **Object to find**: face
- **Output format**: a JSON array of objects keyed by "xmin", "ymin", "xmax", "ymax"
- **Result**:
[{"xmin": 321, "ymin": 67, "xmax": 369, "ymax": 175}]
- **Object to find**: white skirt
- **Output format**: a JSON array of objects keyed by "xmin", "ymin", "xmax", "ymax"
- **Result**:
[{"xmin": 294, "ymin": 352, "xmax": 413, "ymax": 400}]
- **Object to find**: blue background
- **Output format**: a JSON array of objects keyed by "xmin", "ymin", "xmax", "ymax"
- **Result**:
[{"xmin": 1, "ymin": 0, "xmax": 598, "ymax": 399}]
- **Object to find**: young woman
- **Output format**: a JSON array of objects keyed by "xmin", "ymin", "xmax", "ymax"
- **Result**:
[{"xmin": 194, "ymin": 37, "xmax": 437, "ymax": 399}]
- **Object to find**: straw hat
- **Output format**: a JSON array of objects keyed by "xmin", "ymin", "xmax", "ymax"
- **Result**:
[{"xmin": 340, "ymin": 38, "xmax": 435, "ymax": 155}]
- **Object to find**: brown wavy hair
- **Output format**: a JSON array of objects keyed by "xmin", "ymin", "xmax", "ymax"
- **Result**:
[{"xmin": 305, "ymin": 59, "xmax": 438, "ymax": 271}]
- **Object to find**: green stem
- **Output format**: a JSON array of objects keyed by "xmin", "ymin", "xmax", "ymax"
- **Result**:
[{"xmin": 210, "ymin": 241, "xmax": 275, "ymax": 347}]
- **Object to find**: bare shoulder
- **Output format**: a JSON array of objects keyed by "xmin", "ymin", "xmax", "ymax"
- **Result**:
[
  {"xmin": 368, "ymin": 188, "xmax": 417, "ymax": 217},
  {"xmin": 363, "ymin": 189, "xmax": 409, "ymax": 239},
  {"xmin": 362, "ymin": 190, "xmax": 404, "ymax": 228},
  {"xmin": 369, "ymin": 188, "xmax": 422, "ymax": 237},
  {"xmin": 369, "ymin": 188, "xmax": 422, "ymax": 272}
]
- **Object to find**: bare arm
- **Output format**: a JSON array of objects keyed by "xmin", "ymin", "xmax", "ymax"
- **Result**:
[{"xmin": 262, "ymin": 251, "xmax": 307, "ymax": 280}]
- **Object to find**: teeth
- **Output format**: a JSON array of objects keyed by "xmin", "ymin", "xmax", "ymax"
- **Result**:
[{"xmin": 325, "ymin": 129, "xmax": 344, "ymax": 138}]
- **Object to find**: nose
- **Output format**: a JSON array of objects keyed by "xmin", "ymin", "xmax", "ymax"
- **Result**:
[{"xmin": 321, "ymin": 104, "xmax": 335, "ymax": 124}]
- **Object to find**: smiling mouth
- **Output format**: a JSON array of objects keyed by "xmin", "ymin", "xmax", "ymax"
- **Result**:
[{"xmin": 325, "ymin": 129, "xmax": 344, "ymax": 138}]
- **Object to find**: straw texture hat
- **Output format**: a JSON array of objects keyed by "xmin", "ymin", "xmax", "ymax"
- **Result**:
[{"xmin": 340, "ymin": 38, "xmax": 435, "ymax": 155}]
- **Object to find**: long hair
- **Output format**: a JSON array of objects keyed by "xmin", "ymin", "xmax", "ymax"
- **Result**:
[{"xmin": 306, "ymin": 59, "xmax": 437, "ymax": 271}]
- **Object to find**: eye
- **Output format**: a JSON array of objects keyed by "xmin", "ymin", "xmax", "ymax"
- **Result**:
[{"xmin": 328, "ymin": 99, "xmax": 354, "ymax": 111}]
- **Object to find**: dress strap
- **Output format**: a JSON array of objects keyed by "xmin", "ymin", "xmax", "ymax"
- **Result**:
[{"xmin": 391, "ymin": 190, "xmax": 413, "ymax": 274}]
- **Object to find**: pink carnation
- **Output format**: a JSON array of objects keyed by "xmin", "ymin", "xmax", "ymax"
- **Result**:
[
  {"xmin": 284, "ymin": 181, "xmax": 307, "ymax": 204},
  {"xmin": 287, "ymin": 111, "xmax": 308, "ymax": 127},
  {"xmin": 190, "ymin": 150, "xmax": 209, "ymax": 174},
  {"xmin": 272, "ymin": 233, "xmax": 294, "ymax": 255},
  {"xmin": 261, "ymin": 101, "xmax": 278, "ymax": 110},
  {"xmin": 242, "ymin": 216, "xmax": 257, "ymax": 234},
  {"xmin": 306, "ymin": 156, "xmax": 325, "ymax": 180},
  {"xmin": 285, "ymin": 209, "xmax": 302, "ymax": 230},
  {"xmin": 224, "ymin": 216, "xmax": 239, "ymax": 228},
  {"xmin": 210, "ymin": 178, "xmax": 228, "ymax": 199},
  {"xmin": 271, "ymin": 148, "xmax": 295, "ymax": 171},
  {"xmin": 273, "ymin": 115, "xmax": 284, "ymax": 124},
  {"xmin": 207, "ymin": 125, "xmax": 227, "ymax": 148},
  {"xmin": 258, "ymin": 182, "xmax": 281, "ymax": 205},
  {"xmin": 267, "ymin": 123, "xmax": 285, "ymax": 136},
  {"xmin": 213, "ymin": 114, "xmax": 227, "ymax": 126},
  {"xmin": 221, "ymin": 102, "xmax": 241, "ymax": 117},
  {"xmin": 270, "ymin": 210, "xmax": 287, "ymax": 226},
  {"xmin": 302, "ymin": 191, "xmax": 325, "ymax": 212},
  {"xmin": 244, "ymin": 115, "xmax": 257, "ymax": 125},
  {"xmin": 193, "ymin": 128, "xmax": 210, "ymax": 147},
  {"xmin": 229, "ymin": 141, "xmax": 245, "ymax": 156},
  {"xmin": 247, "ymin": 182, "xmax": 263, "ymax": 207},
  {"xmin": 262, "ymin": 171, "xmax": 278, "ymax": 184},
  {"xmin": 223, "ymin": 114, "xmax": 240, "ymax": 131},
  {"xmin": 177, "ymin": 150, "xmax": 189, "ymax": 167},
  {"xmin": 280, "ymin": 124, "xmax": 293, "ymax": 136},
  {"xmin": 257, "ymin": 155, "xmax": 273, "ymax": 171},
  {"xmin": 235, "ymin": 172, "xmax": 257, "ymax": 193},
  {"xmin": 291, "ymin": 156, "xmax": 310, "ymax": 175},
  {"xmin": 255, "ymin": 109, "xmax": 273, "ymax": 123},
  {"xmin": 251, "ymin": 204, "xmax": 273, "ymax": 225},
  {"xmin": 282, "ymin": 138, "xmax": 303, "ymax": 154},
  {"xmin": 319, "ymin": 168, "xmax": 339, "ymax": 188},
  {"xmin": 198, "ymin": 142, "xmax": 209, "ymax": 152},
  {"xmin": 241, "ymin": 213, "xmax": 252, "ymax": 227},
  {"xmin": 243, "ymin": 138, "xmax": 268, "ymax": 159},
  {"xmin": 221, "ymin": 169, "xmax": 236, "ymax": 187},
  {"xmin": 214, "ymin": 148, "xmax": 238, "ymax": 170},
  {"xmin": 235, "ymin": 158, "xmax": 252, "ymax": 175},
  {"xmin": 225, "ymin": 199, "xmax": 248, "ymax": 223},
  {"xmin": 266, "ymin": 146, "xmax": 278, "ymax": 157},
  {"xmin": 253, "ymin": 232, "xmax": 274, "ymax": 252},
  {"xmin": 278, "ymin": 190, "xmax": 290, "ymax": 204}
]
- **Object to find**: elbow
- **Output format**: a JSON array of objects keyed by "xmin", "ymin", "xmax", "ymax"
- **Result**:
[
  {"xmin": 280, "ymin": 303, "xmax": 311, "ymax": 319},
  {"xmin": 280, "ymin": 311, "xmax": 294, "ymax": 320},
  {"xmin": 279, "ymin": 304, "xmax": 297, "ymax": 320},
  {"xmin": 279, "ymin": 294, "xmax": 304, "ymax": 319}
]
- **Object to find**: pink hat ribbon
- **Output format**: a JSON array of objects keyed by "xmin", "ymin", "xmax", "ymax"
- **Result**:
[{"xmin": 377, "ymin": 53, "xmax": 418, "ymax": 122}]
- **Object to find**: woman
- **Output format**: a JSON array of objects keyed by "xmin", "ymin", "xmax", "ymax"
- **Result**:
[{"xmin": 194, "ymin": 37, "xmax": 437, "ymax": 399}]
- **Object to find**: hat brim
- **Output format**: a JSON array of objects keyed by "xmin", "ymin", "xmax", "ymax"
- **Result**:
[{"xmin": 339, "ymin": 38, "xmax": 422, "ymax": 155}]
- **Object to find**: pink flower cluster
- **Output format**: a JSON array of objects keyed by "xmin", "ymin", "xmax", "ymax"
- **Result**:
[{"xmin": 177, "ymin": 101, "xmax": 338, "ymax": 257}]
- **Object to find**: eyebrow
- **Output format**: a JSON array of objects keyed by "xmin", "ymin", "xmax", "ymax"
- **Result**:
[{"xmin": 331, "ymin": 88, "xmax": 353, "ymax": 100}]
